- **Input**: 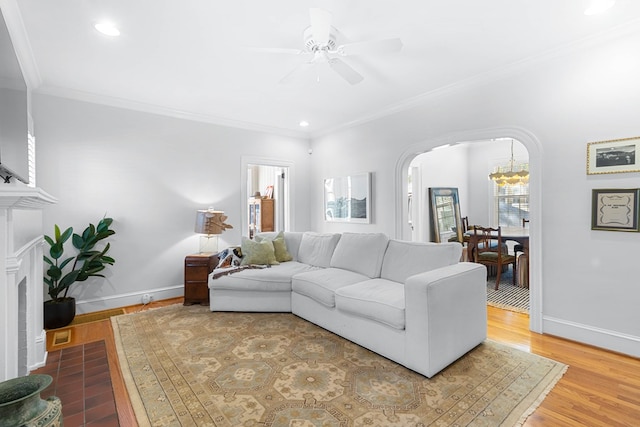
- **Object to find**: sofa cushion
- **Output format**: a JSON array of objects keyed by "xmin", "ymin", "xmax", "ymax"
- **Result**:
[
  {"xmin": 210, "ymin": 262, "xmax": 317, "ymax": 292},
  {"xmin": 297, "ymin": 232, "xmax": 341, "ymax": 267},
  {"xmin": 329, "ymin": 232, "xmax": 389, "ymax": 278},
  {"xmin": 292, "ymin": 268, "xmax": 369, "ymax": 307},
  {"xmin": 255, "ymin": 231, "xmax": 293, "ymax": 262},
  {"xmin": 335, "ymin": 279, "xmax": 405, "ymax": 330},
  {"xmin": 240, "ymin": 237, "xmax": 279, "ymax": 265},
  {"xmin": 381, "ymin": 240, "xmax": 462, "ymax": 283}
]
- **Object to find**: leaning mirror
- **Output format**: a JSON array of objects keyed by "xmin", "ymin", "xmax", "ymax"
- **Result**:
[{"xmin": 429, "ymin": 187, "xmax": 463, "ymax": 243}]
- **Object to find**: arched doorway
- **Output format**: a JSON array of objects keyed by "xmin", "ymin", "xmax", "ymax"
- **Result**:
[{"xmin": 394, "ymin": 127, "xmax": 543, "ymax": 333}]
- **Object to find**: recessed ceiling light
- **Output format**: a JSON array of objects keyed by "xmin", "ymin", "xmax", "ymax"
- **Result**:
[
  {"xmin": 299, "ymin": 121, "xmax": 310, "ymax": 127},
  {"xmin": 94, "ymin": 22, "xmax": 120, "ymax": 36},
  {"xmin": 584, "ymin": 0, "xmax": 616, "ymax": 15}
]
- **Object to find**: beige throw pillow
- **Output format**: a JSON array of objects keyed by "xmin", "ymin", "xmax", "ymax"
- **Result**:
[
  {"xmin": 240, "ymin": 237, "xmax": 279, "ymax": 265},
  {"xmin": 255, "ymin": 231, "xmax": 293, "ymax": 262}
]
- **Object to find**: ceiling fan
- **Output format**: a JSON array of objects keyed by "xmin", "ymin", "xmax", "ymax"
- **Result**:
[{"xmin": 257, "ymin": 8, "xmax": 403, "ymax": 85}]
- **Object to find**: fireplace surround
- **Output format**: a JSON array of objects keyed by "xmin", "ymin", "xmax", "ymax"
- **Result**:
[{"xmin": 0, "ymin": 186, "xmax": 56, "ymax": 382}]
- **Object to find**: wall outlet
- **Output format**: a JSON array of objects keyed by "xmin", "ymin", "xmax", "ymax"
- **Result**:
[{"xmin": 142, "ymin": 294, "xmax": 152, "ymax": 304}]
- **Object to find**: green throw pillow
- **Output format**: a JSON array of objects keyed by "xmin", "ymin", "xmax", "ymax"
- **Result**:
[
  {"xmin": 240, "ymin": 237, "xmax": 279, "ymax": 265},
  {"xmin": 256, "ymin": 231, "xmax": 293, "ymax": 262}
]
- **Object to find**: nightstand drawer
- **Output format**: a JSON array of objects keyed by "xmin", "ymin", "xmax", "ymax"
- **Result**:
[{"xmin": 184, "ymin": 253, "xmax": 218, "ymax": 306}]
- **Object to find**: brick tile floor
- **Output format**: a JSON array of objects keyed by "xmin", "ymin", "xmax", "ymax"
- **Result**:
[{"xmin": 32, "ymin": 340, "xmax": 118, "ymax": 426}]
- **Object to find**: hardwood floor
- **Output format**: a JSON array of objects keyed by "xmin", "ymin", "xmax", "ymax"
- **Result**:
[{"xmin": 34, "ymin": 300, "xmax": 640, "ymax": 426}]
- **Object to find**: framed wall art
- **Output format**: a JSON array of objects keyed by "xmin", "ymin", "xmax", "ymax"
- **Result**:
[
  {"xmin": 591, "ymin": 188, "xmax": 640, "ymax": 232},
  {"xmin": 324, "ymin": 172, "xmax": 371, "ymax": 223},
  {"xmin": 587, "ymin": 136, "xmax": 640, "ymax": 175}
]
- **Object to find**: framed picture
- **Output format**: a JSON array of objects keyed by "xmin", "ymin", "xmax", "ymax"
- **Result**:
[
  {"xmin": 591, "ymin": 188, "xmax": 640, "ymax": 232},
  {"xmin": 587, "ymin": 136, "xmax": 640, "ymax": 175},
  {"xmin": 324, "ymin": 172, "xmax": 371, "ymax": 223}
]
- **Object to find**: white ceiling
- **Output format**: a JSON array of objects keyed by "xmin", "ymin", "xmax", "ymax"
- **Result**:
[{"xmin": 6, "ymin": 0, "xmax": 640, "ymax": 137}]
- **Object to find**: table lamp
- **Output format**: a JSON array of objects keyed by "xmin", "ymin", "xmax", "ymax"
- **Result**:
[{"xmin": 194, "ymin": 208, "xmax": 233, "ymax": 253}]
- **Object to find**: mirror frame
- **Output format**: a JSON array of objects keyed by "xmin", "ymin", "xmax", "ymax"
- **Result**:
[{"xmin": 428, "ymin": 187, "xmax": 463, "ymax": 243}]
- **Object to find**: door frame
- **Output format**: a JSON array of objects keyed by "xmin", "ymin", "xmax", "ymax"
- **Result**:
[{"xmin": 241, "ymin": 156, "xmax": 294, "ymax": 237}]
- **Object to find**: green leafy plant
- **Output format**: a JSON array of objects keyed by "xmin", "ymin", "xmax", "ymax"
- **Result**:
[{"xmin": 44, "ymin": 217, "xmax": 116, "ymax": 302}]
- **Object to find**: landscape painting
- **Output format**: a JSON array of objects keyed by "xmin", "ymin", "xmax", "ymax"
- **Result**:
[
  {"xmin": 587, "ymin": 137, "xmax": 640, "ymax": 175},
  {"xmin": 324, "ymin": 172, "xmax": 371, "ymax": 223}
]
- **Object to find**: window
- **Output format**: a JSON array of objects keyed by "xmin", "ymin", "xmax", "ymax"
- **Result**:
[{"xmin": 494, "ymin": 182, "xmax": 529, "ymax": 226}]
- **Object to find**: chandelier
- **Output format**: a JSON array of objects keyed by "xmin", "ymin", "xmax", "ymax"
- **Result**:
[{"xmin": 488, "ymin": 140, "xmax": 529, "ymax": 186}]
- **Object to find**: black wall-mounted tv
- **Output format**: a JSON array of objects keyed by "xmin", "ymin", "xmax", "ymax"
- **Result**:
[{"xmin": 0, "ymin": 8, "xmax": 29, "ymax": 184}]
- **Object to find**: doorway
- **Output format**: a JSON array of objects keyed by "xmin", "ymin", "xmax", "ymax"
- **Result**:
[
  {"xmin": 241, "ymin": 157, "xmax": 292, "ymax": 237},
  {"xmin": 395, "ymin": 129, "xmax": 542, "ymax": 334}
]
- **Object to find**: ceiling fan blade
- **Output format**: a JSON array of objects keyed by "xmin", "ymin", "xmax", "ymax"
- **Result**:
[
  {"xmin": 328, "ymin": 58, "xmax": 364, "ymax": 85},
  {"xmin": 309, "ymin": 8, "xmax": 332, "ymax": 45},
  {"xmin": 250, "ymin": 47, "xmax": 307, "ymax": 55},
  {"xmin": 279, "ymin": 61, "xmax": 314, "ymax": 85},
  {"xmin": 339, "ymin": 38, "xmax": 403, "ymax": 56}
]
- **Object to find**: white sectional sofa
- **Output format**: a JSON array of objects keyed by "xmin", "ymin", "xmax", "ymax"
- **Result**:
[{"xmin": 209, "ymin": 231, "xmax": 487, "ymax": 378}]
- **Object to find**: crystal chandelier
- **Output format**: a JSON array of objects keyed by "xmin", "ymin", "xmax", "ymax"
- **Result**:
[{"xmin": 488, "ymin": 140, "xmax": 529, "ymax": 186}]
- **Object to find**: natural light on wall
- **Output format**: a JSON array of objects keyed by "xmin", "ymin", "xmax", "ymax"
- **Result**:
[{"xmin": 584, "ymin": 0, "xmax": 615, "ymax": 15}]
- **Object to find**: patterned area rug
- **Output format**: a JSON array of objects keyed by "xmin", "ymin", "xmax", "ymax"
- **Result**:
[
  {"xmin": 486, "ymin": 270, "xmax": 530, "ymax": 314},
  {"xmin": 112, "ymin": 305, "xmax": 566, "ymax": 427}
]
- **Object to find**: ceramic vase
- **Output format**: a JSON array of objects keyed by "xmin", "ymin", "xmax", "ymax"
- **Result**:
[{"xmin": 0, "ymin": 374, "xmax": 63, "ymax": 426}]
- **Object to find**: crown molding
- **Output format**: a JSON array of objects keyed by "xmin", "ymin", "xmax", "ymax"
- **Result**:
[
  {"xmin": 311, "ymin": 17, "xmax": 640, "ymax": 139},
  {"xmin": 0, "ymin": 0, "xmax": 42, "ymax": 89},
  {"xmin": 35, "ymin": 85, "xmax": 311, "ymax": 140}
]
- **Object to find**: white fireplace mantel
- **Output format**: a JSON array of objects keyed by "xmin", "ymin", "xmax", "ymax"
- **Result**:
[
  {"xmin": 0, "ymin": 186, "xmax": 57, "ymax": 209},
  {"xmin": 0, "ymin": 185, "xmax": 57, "ymax": 381}
]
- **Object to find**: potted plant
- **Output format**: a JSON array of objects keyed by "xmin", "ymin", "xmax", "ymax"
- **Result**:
[{"xmin": 43, "ymin": 217, "xmax": 116, "ymax": 329}]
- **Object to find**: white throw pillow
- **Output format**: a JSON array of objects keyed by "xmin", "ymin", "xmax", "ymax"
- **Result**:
[
  {"xmin": 330, "ymin": 232, "xmax": 389, "ymax": 278},
  {"xmin": 297, "ymin": 232, "xmax": 341, "ymax": 267}
]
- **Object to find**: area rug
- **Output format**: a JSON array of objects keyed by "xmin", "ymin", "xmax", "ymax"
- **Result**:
[
  {"xmin": 112, "ymin": 304, "xmax": 566, "ymax": 427},
  {"xmin": 486, "ymin": 271, "xmax": 529, "ymax": 314},
  {"xmin": 486, "ymin": 282, "xmax": 530, "ymax": 314}
]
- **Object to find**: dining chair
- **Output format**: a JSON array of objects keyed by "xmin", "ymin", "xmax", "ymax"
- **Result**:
[{"xmin": 470, "ymin": 226, "xmax": 517, "ymax": 290}]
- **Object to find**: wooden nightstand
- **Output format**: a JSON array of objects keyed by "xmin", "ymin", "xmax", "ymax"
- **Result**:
[{"xmin": 184, "ymin": 253, "xmax": 218, "ymax": 306}]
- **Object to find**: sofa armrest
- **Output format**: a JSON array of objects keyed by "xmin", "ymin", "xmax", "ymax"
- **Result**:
[{"xmin": 403, "ymin": 262, "xmax": 487, "ymax": 377}]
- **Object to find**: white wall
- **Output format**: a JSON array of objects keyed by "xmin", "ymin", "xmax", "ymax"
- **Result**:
[
  {"xmin": 34, "ymin": 94, "xmax": 311, "ymax": 312},
  {"xmin": 311, "ymin": 31, "xmax": 640, "ymax": 357},
  {"xmin": 410, "ymin": 143, "xmax": 470, "ymax": 242}
]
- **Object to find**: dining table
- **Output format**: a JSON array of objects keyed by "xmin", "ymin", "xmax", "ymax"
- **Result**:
[
  {"xmin": 499, "ymin": 226, "xmax": 530, "ymax": 252},
  {"xmin": 464, "ymin": 226, "xmax": 529, "ymax": 252}
]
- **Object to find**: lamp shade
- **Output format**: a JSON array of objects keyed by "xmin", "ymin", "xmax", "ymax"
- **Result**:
[{"xmin": 195, "ymin": 209, "xmax": 233, "ymax": 235}]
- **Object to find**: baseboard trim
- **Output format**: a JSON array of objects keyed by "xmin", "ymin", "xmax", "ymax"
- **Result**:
[
  {"xmin": 75, "ymin": 285, "xmax": 184, "ymax": 314},
  {"xmin": 543, "ymin": 315, "xmax": 640, "ymax": 358}
]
